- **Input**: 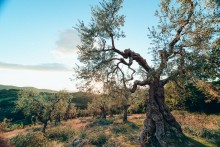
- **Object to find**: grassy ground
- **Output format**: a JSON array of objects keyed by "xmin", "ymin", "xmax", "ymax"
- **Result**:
[{"xmin": 0, "ymin": 111, "xmax": 219, "ymax": 147}]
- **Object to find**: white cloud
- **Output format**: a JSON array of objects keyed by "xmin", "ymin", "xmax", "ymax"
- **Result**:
[
  {"xmin": 0, "ymin": 61, "xmax": 71, "ymax": 72},
  {"xmin": 52, "ymin": 29, "xmax": 81, "ymax": 59}
]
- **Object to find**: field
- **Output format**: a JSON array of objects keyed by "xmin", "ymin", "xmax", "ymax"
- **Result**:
[{"xmin": 0, "ymin": 111, "xmax": 219, "ymax": 147}]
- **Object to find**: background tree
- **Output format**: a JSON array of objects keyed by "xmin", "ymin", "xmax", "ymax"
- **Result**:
[
  {"xmin": 50, "ymin": 90, "xmax": 77, "ymax": 124},
  {"xmin": 58, "ymin": 91, "xmax": 77, "ymax": 121},
  {"xmin": 87, "ymin": 95, "xmax": 108, "ymax": 119},
  {"xmin": 165, "ymin": 79, "xmax": 220, "ymax": 113},
  {"xmin": 16, "ymin": 90, "xmax": 65, "ymax": 133},
  {"xmin": 74, "ymin": 0, "xmax": 219, "ymax": 146},
  {"xmin": 103, "ymin": 76, "xmax": 132, "ymax": 122},
  {"xmin": 128, "ymin": 87, "xmax": 148, "ymax": 114}
]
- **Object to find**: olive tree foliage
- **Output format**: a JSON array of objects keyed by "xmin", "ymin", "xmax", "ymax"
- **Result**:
[
  {"xmin": 51, "ymin": 91, "xmax": 77, "ymax": 124},
  {"xmin": 128, "ymin": 87, "xmax": 149, "ymax": 114},
  {"xmin": 165, "ymin": 79, "xmax": 220, "ymax": 112},
  {"xmin": 86, "ymin": 92, "xmax": 110, "ymax": 119},
  {"xmin": 149, "ymin": 0, "xmax": 219, "ymax": 81},
  {"xmin": 16, "ymin": 90, "xmax": 75, "ymax": 132},
  {"xmin": 74, "ymin": 0, "xmax": 219, "ymax": 146}
]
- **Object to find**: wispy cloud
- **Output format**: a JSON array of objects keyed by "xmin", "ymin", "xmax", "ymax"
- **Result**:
[
  {"xmin": 0, "ymin": 61, "xmax": 71, "ymax": 72},
  {"xmin": 51, "ymin": 29, "xmax": 80, "ymax": 59}
]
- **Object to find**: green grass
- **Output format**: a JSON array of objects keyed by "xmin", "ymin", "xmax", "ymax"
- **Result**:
[
  {"xmin": 46, "ymin": 126, "xmax": 75, "ymax": 142},
  {"xmin": 3, "ymin": 112, "xmax": 220, "ymax": 147}
]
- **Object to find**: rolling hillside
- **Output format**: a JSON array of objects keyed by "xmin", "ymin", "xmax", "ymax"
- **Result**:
[{"xmin": 0, "ymin": 84, "xmax": 56, "ymax": 93}]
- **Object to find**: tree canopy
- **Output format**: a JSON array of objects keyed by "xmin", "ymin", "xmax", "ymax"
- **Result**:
[
  {"xmin": 74, "ymin": 0, "xmax": 219, "ymax": 146},
  {"xmin": 75, "ymin": 0, "xmax": 219, "ymax": 91}
]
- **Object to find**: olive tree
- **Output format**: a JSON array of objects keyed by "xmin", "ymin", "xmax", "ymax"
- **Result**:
[
  {"xmin": 16, "ymin": 90, "xmax": 72, "ymax": 133},
  {"xmin": 87, "ymin": 93, "xmax": 109, "ymax": 119},
  {"xmin": 104, "ymin": 80, "xmax": 132, "ymax": 122},
  {"xmin": 74, "ymin": 0, "xmax": 219, "ymax": 146}
]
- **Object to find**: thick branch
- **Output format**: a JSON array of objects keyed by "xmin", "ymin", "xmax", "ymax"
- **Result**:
[
  {"xmin": 157, "ymin": 0, "xmax": 194, "ymax": 75},
  {"xmin": 168, "ymin": 0, "xmax": 194, "ymax": 55},
  {"xmin": 117, "ymin": 66, "xmax": 128, "ymax": 89},
  {"xmin": 107, "ymin": 60, "xmax": 136, "ymax": 90},
  {"xmin": 113, "ymin": 48, "xmax": 152, "ymax": 72},
  {"xmin": 131, "ymin": 80, "xmax": 150, "ymax": 93}
]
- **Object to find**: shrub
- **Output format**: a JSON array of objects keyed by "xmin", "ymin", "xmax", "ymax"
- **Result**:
[
  {"xmin": 9, "ymin": 123, "xmax": 24, "ymax": 130},
  {"xmin": 112, "ymin": 125, "xmax": 127, "ymax": 134},
  {"xmin": 88, "ymin": 132, "xmax": 107, "ymax": 146},
  {"xmin": 90, "ymin": 118, "xmax": 114, "ymax": 127},
  {"xmin": 47, "ymin": 126, "xmax": 75, "ymax": 142},
  {"xmin": 0, "ymin": 118, "xmax": 11, "ymax": 132},
  {"xmin": 10, "ymin": 132, "xmax": 48, "ymax": 147},
  {"xmin": 79, "ymin": 130, "xmax": 87, "ymax": 139}
]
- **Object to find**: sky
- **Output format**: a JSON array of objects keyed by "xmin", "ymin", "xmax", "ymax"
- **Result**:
[{"xmin": 0, "ymin": 0, "xmax": 159, "ymax": 91}]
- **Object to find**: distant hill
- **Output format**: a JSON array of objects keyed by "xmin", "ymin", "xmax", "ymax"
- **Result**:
[{"xmin": 0, "ymin": 84, "xmax": 56, "ymax": 93}]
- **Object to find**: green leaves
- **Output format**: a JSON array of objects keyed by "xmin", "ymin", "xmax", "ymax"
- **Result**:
[
  {"xmin": 75, "ymin": 0, "xmax": 126, "ymax": 84},
  {"xmin": 16, "ymin": 90, "xmax": 75, "ymax": 124}
]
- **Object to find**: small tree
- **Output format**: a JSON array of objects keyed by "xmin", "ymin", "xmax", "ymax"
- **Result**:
[
  {"xmin": 104, "ymin": 81, "xmax": 131, "ymax": 122},
  {"xmin": 74, "ymin": 0, "xmax": 219, "ymax": 146},
  {"xmin": 54, "ymin": 90, "xmax": 77, "ymax": 121},
  {"xmin": 16, "ymin": 90, "xmax": 65, "ymax": 133},
  {"xmin": 87, "ymin": 93, "xmax": 108, "ymax": 119}
]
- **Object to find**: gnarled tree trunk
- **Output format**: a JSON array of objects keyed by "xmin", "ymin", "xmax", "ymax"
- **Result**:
[{"xmin": 139, "ymin": 79, "xmax": 182, "ymax": 147}]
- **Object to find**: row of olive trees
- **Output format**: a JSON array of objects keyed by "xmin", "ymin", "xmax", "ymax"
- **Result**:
[
  {"xmin": 15, "ymin": 90, "xmax": 77, "ymax": 133},
  {"xmin": 86, "ymin": 86, "xmax": 146, "ymax": 122}
]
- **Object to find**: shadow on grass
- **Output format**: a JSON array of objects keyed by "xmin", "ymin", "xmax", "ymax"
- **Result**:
[
  {"xmin": 183, "ymin": 126, "xmax": 220, "ymax": 146},
  {"xmin": 147, "ymin": 135, "xmax": 218, "ymax": 147},
  {"xmin": 111, "ymin": 121, "xmax": 139, "ymax": 135},
  {"xmin": 88, "ymin": 118, "xmax": 114, "ymax": 127},
  {"xmin": 183, "ymin": 136, "xmax": 210, "ymax": 147},
  {"xmin": 124, "ymin": 121, "xmax": 139, "ymax": 130},
  {"xmin": 148, "ymin": 134, "xmax": 215, "ymax": 147}
]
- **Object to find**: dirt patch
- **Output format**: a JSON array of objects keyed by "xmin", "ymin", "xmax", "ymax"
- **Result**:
[
  {"xmin": 0, "ymin": 128, "xmax": 27, "ymax": 140},
  {"xmin": 128, "ymin": 114, "xmax": 145, "ymax": 120},
  {"xmin": 62, "ymin": 117, "xmax": 91, "ymax": 130}
]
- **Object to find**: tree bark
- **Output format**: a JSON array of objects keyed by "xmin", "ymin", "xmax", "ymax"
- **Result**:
[
  {"xmin": 42, "ymin": 121, "xmax": 48, "ymax": 133},
  {"xmin": 139, "ymin": 79, "xmax": 183, "ymax": 147},
  {"xmin": 64, "ymin": 101, "xmax": 71, "ymax": 120},
  {"xmin": 100, "ymin": 106, "xmax": 106, "ymax": 119},
  {"xmin": 55, "ymin": 114, "xmax": 61, "ymax": 126},
  {"xmin": 109, "ymin": 108, "xmax": 114, "ymax": 117},
  {"xmin": 123, "ymin": 104, "xmax": 129, "ymax": 122}
]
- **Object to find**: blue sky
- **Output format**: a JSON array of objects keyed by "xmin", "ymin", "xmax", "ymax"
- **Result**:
[{"xmin": 0, "ymin": 0, "xmax": 159, "ymax": 91}]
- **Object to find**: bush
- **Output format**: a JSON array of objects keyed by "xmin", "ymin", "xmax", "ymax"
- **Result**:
[
  {"xmin": 90, "ymin": 118, "xmax": 114, "ymax": 127},
  {"xmin": 0, "ymin": 118, "xmax": 12, "ymax": 132},
  {"xmin": 47, "ymin": 126, "xmax": 75, "ymax": 142},
  {"xmin": 10, "ymin": 132, "xmax": 49, "ymax": 147},
  {"xmin": 79, "ymin": 130, "xmax": 87, "ymax": 139},
  {"xmin": 89, "ymin": 132, "xmax": 107, "ymax": 146},
  {"xmin": 112, "ymin": 125, "xmax": 127, "ymax": 135},
  {"xmin": 9, "ymin": 123, "xmax": 24, "ymax": 130}
]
